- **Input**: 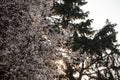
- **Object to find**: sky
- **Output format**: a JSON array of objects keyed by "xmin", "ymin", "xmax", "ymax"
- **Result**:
[{"xmin": 82, "ymin": 0, "xmax": 120, "ymax": 43}]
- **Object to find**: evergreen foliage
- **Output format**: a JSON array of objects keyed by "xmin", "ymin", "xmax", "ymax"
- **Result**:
[
  {"xmin": 0, "ymin": 0, "xmax": 119, "ymax": 80},
  {"xmin": 52, "ymin": 0, "xmax": 120, "ymax": 80}
]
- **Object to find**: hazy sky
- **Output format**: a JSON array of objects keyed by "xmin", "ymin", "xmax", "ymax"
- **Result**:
[{"xmin": 82, "ymin": 0, "xmax": 120, "ymax": 42}]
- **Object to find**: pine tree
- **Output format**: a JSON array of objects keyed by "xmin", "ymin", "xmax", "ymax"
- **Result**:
[{"xmin": 51, "ymin": 0, "xmax": 120, "ymax": 80}]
